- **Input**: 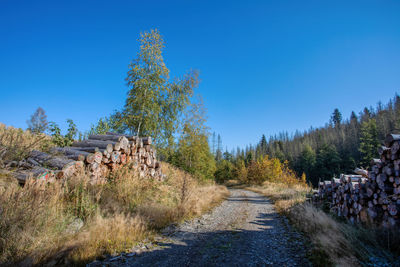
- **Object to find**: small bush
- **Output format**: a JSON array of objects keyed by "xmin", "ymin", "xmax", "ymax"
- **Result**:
[
  {"xmin": 243, "ymin": 155, "xmax": 304, "ymax": 185},
  {"xmin": 48, "ymin": 120, "xmax": 77, "ymax": 147}
]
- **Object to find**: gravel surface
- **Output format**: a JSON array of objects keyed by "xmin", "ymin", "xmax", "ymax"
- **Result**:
[{"xmin": 89, "ymin": 189, "xmax": 311, "ymax": 267}]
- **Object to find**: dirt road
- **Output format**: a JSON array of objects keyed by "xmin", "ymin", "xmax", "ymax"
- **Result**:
[{"xmin": 92, "ymin": 189, "xmax": 311, "ymax": 266}]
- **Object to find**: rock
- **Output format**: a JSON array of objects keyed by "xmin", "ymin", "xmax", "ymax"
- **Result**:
[
  {"xmin": 109, "ymin": 255, "xmax": 122, "ymax": 262},
  {"xmin": 86, "ymin": 260, "xmax": 103, "ymax": 267},
  {"xmin": 18, "ymin": 257, "xmax": 33, "ymax": 267},
  {"xmin": 66, "ymin": 218, "xmax": 84, "ymax": 234},
  {"xmin": 154, "ymin": 236, "xmax": 163, "ymax": 242},
  {"xmin": 44, "ymin": 259, "xmax": 58, "ymax": 266}
]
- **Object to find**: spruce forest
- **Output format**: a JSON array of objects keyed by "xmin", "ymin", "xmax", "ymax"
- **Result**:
[{"xmin": 213, "ymin": 96, "xmax": 400, "ymax": 186}]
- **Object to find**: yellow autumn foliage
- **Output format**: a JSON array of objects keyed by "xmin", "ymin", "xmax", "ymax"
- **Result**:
[{"xmin": 245, "ymin": 155, "xmax": 303, "ymax": 185}]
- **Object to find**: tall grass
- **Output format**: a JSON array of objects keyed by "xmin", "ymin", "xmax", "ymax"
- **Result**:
[
  {"xmin": 0, "ymin": 123, "xmax": 53, "ymax": 163},
  {"xmin": 0, "ymin": 124, "xmax": 230, "ymax": 264},
  {"xmin": 0, "ymin": 161, "xmax": 229, "ymax": 265},
  {"xmin": 248, "ymin": 181, "xmax": 309, "ymax": 213}
]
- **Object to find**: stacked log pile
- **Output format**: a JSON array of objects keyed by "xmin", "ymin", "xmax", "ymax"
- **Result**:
[
  {"xmin": 11, "ymin": 133, "xmax": 163, "ymax": 184},
  {"xmin": 330, "ymin": 175, "xmax": 368, "ymax": 224},
  {"xmin": 317, "ymin": 133, "xmax": 400, "ymax": 227},
  {"xmin": 318, "ymin": 180, "xmax": 333, "ymax": 202},
  {"xmin": 364, "ymin": 133, "xmax": 400, "ymax": 227}
]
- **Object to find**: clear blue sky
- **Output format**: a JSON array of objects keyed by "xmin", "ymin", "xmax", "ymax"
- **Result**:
[{"xmin": 1, "ymin": 0, "xmax": 400, "ymax": 150}]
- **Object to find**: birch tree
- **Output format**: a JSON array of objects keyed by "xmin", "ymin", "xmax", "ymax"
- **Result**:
[{"xmin": 122, "ymin": 29, "xmax": 197, "ymax": 150}]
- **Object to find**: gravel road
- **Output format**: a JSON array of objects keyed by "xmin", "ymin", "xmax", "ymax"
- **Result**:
[{"xmin": 91, "ymin": 189, "xmax": 311, "ymax": 267}]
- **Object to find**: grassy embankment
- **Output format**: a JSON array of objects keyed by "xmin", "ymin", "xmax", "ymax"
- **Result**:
[
  {"xmin": 248, "ymin": 181, "xmax": 400, "ymax": 266},
  {"xmin": 0, "ymin": 124, "xmax": 229, "ymax": 265}
]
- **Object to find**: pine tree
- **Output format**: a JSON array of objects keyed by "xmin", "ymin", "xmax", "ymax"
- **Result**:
[
  {"xmin": 223, "ymin": 148, "xmax": 233, "ymax": 161},
  {"xmin": 214, "ymin": 159, "xmax": 234, "ymax": 183},
  {"xmin": 359, "ymin": 118, "xmax": 379, "ymax": 167},
  {"xmin": 394, "ymin": 94, "xmax": 400, "ymax": 131},
  {"xmin": 315, "ymin": 144, "xmax": 341, "ymax": 183},
  {"xmin": 297, "ymin": 145, "xmax": 316, "ymax": 183},
  {"xmin": 260, "ymin": 134, "xmax": 267, "ymax": 155},
  {"xmin": 27, "ymin": 107, "xmax": 48, "ymax": 134},
  {"xmin": 331, "ymin": 108, "xmax": 342, "ymax": 127},
  {"xmin": 360, "ymin": 107, "xmax": 372, "ymax": 123},
  {"xmin": 245, "ymin": 151, "xmax": 253, "ymax": 167},
  {"xmin": 350, "ymin": 111, "xmax": 358, "ymax": 123},
  {"xmin": 212, "ymin": 132, "xmax": 216, "ymax": 155},
  {"xmin": 216, "ymin": 134, "xmax": 223, "ymax": 161}
]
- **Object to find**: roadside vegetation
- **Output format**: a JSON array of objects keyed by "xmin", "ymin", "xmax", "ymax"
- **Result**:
[
  {"xmin": 250, "ymin": 181, "xmax": 400, "ymax": 266},
  {"xmin": 0, "ymin": 146, "xmax": 228, "ymax": 265},
  {"xmin": 230, "ymin": 154, "xmax": 400, "ymax": 266}
]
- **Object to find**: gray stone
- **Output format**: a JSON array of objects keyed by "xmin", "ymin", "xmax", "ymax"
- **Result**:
[{"xmin": 66, "ymin": 218, "xmax": 84, "ymax": 234}]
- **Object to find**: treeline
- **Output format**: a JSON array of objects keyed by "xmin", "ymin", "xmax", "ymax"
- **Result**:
[{"xmin": 213, "ymin": 94, "xmax": 400, "ymax": 186}]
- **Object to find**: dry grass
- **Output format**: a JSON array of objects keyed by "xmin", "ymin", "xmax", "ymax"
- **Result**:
[
  {"xmin": 0, "ymin": 162, "xmax": 229, "ymax": 266},
  {"xmin": 248, "ymin": 181, "xmax": 309, "ymax": 213},
  {"xmin": 223, "ymin": 179, "xmax": 244, "ymax": 187},
  {"xmin": 0, "ymin": 123, "xmax": 53, "ymax": 163},
  {"xmin": 248, "ymin": 181, "xmax": 400, "ymax": 266}
]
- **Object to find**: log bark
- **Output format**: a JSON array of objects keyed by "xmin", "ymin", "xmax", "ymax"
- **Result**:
[
  {"xmin": 12, "ymin": 167, "xmax": 54, "ymax": 184},
  {"xmin": 371, "ymin": 159, "xmax": 381, "ymax": 166},
  {"xmin": 105, "ymin": 132, "xmax": 135, "ymax": 140},
  {"xmin": 69, "ymin": 147, "xmax": 100, "ymax": 153},
  {"xmin": 13, "ymin": 133, "xmax": 163, "ymax": 188},
  {"xmin": 385, "ymin": 134, "xmax": 400, "ymax": 147},
  {"xmin": 72, "ymin": 140, "xmax": 116, "ymax": 150},
  {"xmin": 141, "ymin": 137, "xmax": 152, "ymax": 145},
  {"xmin": 66, "ymin": 154, "xmax": 86, "ymax": 161},
  {"xmin": 378, "ymin": 146, "xmax": 391, "ymax": 155},
  {"xmin": 391, "ymin": 141, "xmax": 400, "ymax": 154},
  {"xmin": 29, "ymin": 150, "xmax": 74, "ymax": 170},
  {"xmin": 88, "ymin": 134, "xmax": 122, "ymax": 142},
  {"xmin": 51, "ymin": 147, "xmax": 90, "ymax": 157},
  {"xmin": 354, "ymin": 168, "xmax": 368, "ymax": 177}
]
